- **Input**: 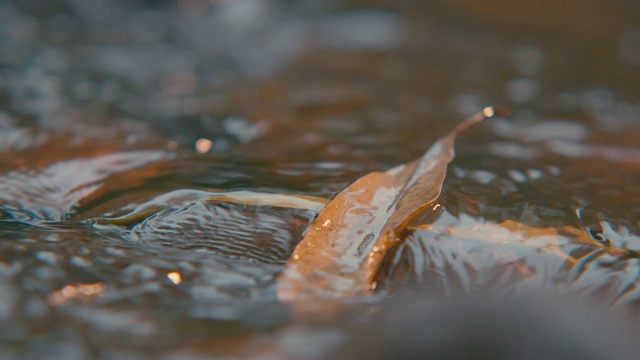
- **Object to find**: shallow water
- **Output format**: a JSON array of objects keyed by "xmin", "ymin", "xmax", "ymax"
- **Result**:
[{"xmin": 1, "ymin": 0, "xmax": 640, "ymax": 358}]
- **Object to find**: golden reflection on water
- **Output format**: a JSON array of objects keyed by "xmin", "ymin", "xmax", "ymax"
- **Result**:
[
  {"xmin": 195, "ymin": 138, "xmax": 213, "ymax": 153},
  {"xmin": 46, "ymin": 282, "xmax": 107, "ymax": 307},
  {"xmin": 167, "ymin": 271, "xmax": 183, "ymax": 284}
]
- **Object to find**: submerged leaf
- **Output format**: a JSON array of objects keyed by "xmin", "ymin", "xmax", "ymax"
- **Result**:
[
  {"xmin": 409, "ymin": 220, "xmax": 603, "ymax": 267},
  {"xmin": 208, "ymin": 191, "xmax": 328, "ymax": 212},
  {"xmin": 277, "ymin": 107, "xmax": 507, "ymax": 300},
  {"xmin": 96, "ymin": 189, "xmax": 328, "ymax": 226}
]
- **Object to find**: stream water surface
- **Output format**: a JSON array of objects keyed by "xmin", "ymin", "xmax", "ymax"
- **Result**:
[{"xmin": 1, "ymin": 0, "xmax": 640, "ymax": 358}]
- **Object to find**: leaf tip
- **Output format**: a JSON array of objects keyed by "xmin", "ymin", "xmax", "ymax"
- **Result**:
[{"xmin": 482, "ymin": 106, "xmax": 511, "ymax": 119}]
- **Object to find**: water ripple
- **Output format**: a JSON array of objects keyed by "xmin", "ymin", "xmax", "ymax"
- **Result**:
[
  {"xmin": 130, "ymin": 199, "xmax": 314, "ymax": 264},
  {"xmin": 0, "ymin": 151, "xmax": 169, "ymax": 221}
]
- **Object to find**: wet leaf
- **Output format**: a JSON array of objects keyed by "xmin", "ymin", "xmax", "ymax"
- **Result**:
[{"xmin": 277, "ymin": 107, "xmax": 507, "ymax": 300}]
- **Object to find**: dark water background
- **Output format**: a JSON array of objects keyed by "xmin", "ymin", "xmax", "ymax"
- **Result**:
[{"xmin": 1, "ymin": 0, "xmax": 639, "ymax": 358}]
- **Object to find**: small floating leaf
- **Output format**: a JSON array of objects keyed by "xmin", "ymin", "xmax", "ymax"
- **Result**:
[{"xmin": 277, "ymin": 107, "xmax": 507, "ymax": 301}]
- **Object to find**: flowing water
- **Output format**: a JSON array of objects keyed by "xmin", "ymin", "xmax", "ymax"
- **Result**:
[{"xmin": 1, "ymin": 0, "xmax": 640, "ymax": 358}]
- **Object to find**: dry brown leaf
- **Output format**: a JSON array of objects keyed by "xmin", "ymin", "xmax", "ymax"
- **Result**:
[{"xmin": 277, "ymin": 107, "xmax": 506, "ymax": 301}]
